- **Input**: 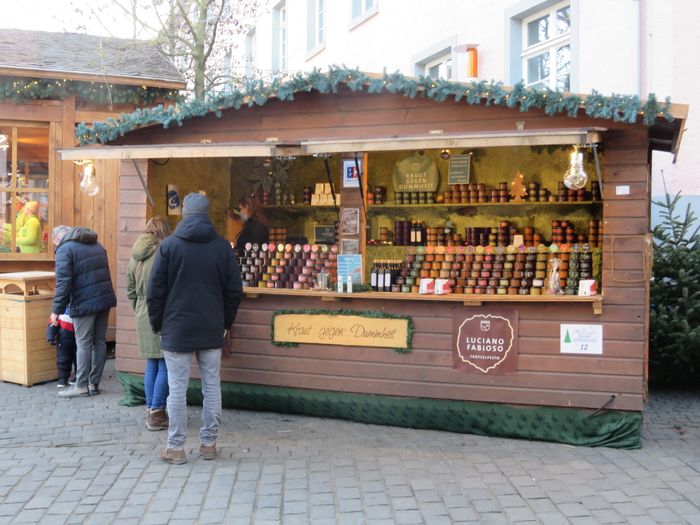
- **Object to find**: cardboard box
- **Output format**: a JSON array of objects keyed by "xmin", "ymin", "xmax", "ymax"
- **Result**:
[
  {"xmin": 310, "ymin": 194, "xmax": 320, "ymax": 206},
  {"xmin": 314, "ymin": 183, "xmax": 325, "ymax": 194},
  {"xmin": 577, "ymin": 279, "xmax": 598, "ymax": 296},
  {"xmin": 419, "ymin": 278, "xmax": 435, "ymax": 294},
  {"xmin": 323, "ymin": 183, "xmax": 332, "ymax": 195},
  {"xmin": 435, "ymin": 279, "xmax": 452, "ymax": 295}
]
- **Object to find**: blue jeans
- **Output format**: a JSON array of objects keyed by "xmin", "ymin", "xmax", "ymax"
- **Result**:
[
  {"xmin": 163, "ymin": 349, "xmax": 222, "ymax": 449},
  {"xmin": 72, "ymin": 310, "xmax": 110, "ymax": 388},
  {"xmin": 144, "ymin": 358, "xmax": 168, "ymax": 410}
]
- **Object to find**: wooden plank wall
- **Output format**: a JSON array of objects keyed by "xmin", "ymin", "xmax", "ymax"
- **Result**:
[
  {"xmin": 0, "ymin": 98, "xmax": 121, "ymax": 331},
  {"xmin": 114, "ymin": 90, "xmax": 651, "ymax": 412},
  {"xmin": 115, "ymin": 160, "xmax": 148, "ymax": 372}
]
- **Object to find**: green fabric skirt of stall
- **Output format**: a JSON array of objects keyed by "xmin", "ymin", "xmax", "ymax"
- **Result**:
[{"xmin": 118, "ymin": 372, "xmax": 641, "ymax": 449}]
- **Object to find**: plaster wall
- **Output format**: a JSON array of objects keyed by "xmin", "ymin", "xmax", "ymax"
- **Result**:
[{"xmin": 241, "ymin": 0, "xmax": 696, "ymax": 212}]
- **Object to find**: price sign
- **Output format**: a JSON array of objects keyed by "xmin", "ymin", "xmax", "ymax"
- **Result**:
[{"xmin": 337, "ymin": 254, "xmax": 362, "ymax": 284}]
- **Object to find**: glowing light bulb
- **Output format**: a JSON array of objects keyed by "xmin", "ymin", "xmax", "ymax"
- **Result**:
[
  {"xmin": 79, "ymin": 162, "xmax": 100, "ymax": 196},
  {"xmin": 563, "ymin": 148, "xmax": 588, "ymax": 190}
]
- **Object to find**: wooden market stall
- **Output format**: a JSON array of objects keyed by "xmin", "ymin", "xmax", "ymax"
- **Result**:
[
  {"xmin": 63, "ymin": 70, "xmax": 687, "ymax": 448},
  {"xmin": 0, "ymin": 29, "xmax": 185, "ymax": 341}
]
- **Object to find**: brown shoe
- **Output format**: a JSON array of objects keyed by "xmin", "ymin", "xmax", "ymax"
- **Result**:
[
  {"xmin": 199, "ymin": 443, "xmax": 217, "ymax": 460},
  {"xmin": 159, "ymin": 448, "xmax": 187, "ymax": 465},
  {"xmin": 146, "ymin": 409, "xmax": 169, "ymax": 431}
]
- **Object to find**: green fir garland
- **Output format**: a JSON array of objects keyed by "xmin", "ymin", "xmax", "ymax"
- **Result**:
[
  {"xmin": 75, "ymin": 66, "xmax": 674, "ymax": 145},
  {"xmin": 0, "ymin": 77, "xmax": 181, "ymax": 106},
  {"xmin": 270, "ymin": 307, "xmax": 414, "ymax": 353}
]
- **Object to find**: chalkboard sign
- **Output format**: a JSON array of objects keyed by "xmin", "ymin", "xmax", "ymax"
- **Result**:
[
  {"xmin": 314, "ymin": 225, "xmax": 336, "ymax": 244},
  {"xmin": 448, "ymin": 154, "xmax": 471, "ymax": 185},
  {"xmin": 337, "ymin": 254, "xmax": 363, "ymax": 284}
]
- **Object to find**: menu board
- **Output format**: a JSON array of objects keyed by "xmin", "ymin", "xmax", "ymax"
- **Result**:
[{"xmin": 448, "ymin": 154, "xmax": 471, "ymax": 185}]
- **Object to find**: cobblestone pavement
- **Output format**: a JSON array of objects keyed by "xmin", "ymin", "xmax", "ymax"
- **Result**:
[{"xmin": 0, "ymin": 359, "xmax": 698, "ymax": 524}]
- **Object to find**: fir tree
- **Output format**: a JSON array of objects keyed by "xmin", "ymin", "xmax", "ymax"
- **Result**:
[{"xmin": 649, "ymin": 189, "xmax": 700, "ymax": 386}]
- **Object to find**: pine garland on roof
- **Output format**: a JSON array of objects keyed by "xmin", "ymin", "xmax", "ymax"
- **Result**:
[{"xmin": 74, "ymin": 65, "xmax": 674, "ymax": 145}]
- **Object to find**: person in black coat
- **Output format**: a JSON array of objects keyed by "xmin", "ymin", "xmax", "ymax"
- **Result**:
[
  {"xmin": 234, "ymin": 195, "xmax": 269, "ymax": 254},
  {"xmin": 147, "ymin": 193, "xmax": 243, "ymax": 464},
  {"xmin": 51, "ymin": 226, "xmax": 117, "ymax": 398}
]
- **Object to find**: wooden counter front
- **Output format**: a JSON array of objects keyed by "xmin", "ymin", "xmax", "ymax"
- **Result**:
[{"xmin": 243, "ymin": 287, "xmax": 603, "ymax": 314}]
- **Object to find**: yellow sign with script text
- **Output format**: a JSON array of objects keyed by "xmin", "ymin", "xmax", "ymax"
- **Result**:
[{"xmin": 274, "ymin": 313, "xmax": 409, "ymax": 349}]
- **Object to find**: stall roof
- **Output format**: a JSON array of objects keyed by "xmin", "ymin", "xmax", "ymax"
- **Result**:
[
  {"xmin": 68, "ymin": 68, "xmax": 687, "ymax": 155},
  {"xmin": 0, "ymin": 28, "xmax": 185, "ymax": 90}
]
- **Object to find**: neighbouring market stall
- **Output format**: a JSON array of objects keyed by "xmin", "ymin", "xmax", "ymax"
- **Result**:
[{"xmin": 62, "ymin": 69, "xmax": 687, "ymax": 448}]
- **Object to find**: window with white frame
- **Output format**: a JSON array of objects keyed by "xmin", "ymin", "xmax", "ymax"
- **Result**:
[
  {"xmin": 307, "ymin": 0, "xmax": 325, "ymax": 52},
  {"xmin": 352, "ymin": 0, "xmax": 374, "ymax": 18},
  {"xmin": 521, "ymin": 2, "xmax": 570, "ymax": 90},
  {"xmin": 272, "ymin": 1, "xmax": 288, "ymax": 72},
  {"xmin": 351, "ymin": 0, "xmax": 377, "ymax": 25},
  {"xmin": 424, "ymin": 54, "xmax": 453, "ymax": 80},
  {"xmin": 245, "ymin": 28, "xmax": 256, "ymax": 77}
]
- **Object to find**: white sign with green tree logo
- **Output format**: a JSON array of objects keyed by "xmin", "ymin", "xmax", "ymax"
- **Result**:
[{"xmin": 560, "ymin": 324, "xmax": 603, "ymax": 354}]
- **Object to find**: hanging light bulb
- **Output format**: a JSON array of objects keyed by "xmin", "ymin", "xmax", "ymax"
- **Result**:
[
  {"xmin": 0, "ymin": 133, "xmax": 8, "ymax": 151},
  {"xmin": 563, "ymin": 147, "xmax": 588, "ymax": 190},
  {"xmin": 75, "ymin": 160, "xmax": 100, "ymax": 196}
]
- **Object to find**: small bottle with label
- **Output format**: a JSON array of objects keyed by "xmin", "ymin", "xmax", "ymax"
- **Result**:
[
  {"xmin": 377, "ymin": 261, "xmax": 385, "ymax": 291},
  {"xmin": 337, "ymin": 275, "xmax": 344, "ymax": 293},
  {"xmin": 346, "ymin": 274, "xmax": 353, "ymax": 294},
  {"xmin": 370, "ymin": 262, "xmax": 378, "ymax": 291},
  {"xmin": 384, "ymin": 262, "xmax": 392, "ymax": 291}
]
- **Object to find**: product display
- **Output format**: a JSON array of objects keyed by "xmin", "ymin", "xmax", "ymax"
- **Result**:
[
  {"xmin": 369, "ymin": 243, "xmax": 599, "ymax": 296},
  {"xmin": 239, "ymin": 242, "xmax": 338, "ymax": 289}
]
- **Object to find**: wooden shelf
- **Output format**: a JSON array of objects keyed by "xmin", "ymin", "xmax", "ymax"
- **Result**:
[
  {"xmin": 243, "ymin": 287, "xmax": 603, "ymax": 315},
  {"xmin": 368, "ymin": 201, "xmax": 602, "ymax": 212},
  {"xmin": 263, "ymin": 205, "xmax": 338, "ymax": 215}
]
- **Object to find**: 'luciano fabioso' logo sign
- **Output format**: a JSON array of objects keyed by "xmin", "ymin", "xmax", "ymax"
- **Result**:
[{"xmin": 454, "ymin": 310, "xmax": 518, "ymax": 374}]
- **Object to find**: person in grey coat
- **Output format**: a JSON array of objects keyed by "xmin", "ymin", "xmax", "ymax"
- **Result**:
[
  {"xmin": 51, "ymin": 226, "xmax": 117, "ymax": 398},
  {"xmin": 127, "ymin": 217, "xmax": 171, "ymax": 431}
]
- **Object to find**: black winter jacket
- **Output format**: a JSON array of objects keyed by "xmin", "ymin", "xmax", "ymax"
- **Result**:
[
  {"xmin": 147, "ymin": 214, "xmax": 243, "ymax": 352},
  {"xmin": 51, "ymin": 228, "xmax": 117, "ymax": 317},
  {"xmin": 235, "ymin": 217, "xmax": 269, "ymax": 254}
]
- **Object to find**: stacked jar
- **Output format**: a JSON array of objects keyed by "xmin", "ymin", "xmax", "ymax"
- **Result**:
[
  {"xmin": 268, "ymin": 227, "xmax": 287, "ymax": 244},
  {"xmin": 238, "ymin": 242, "xmax": 338, "ymax": 290}
]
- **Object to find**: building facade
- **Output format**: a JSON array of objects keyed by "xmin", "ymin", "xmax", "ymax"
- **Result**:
[{"xmin": 238, "ymin": 0, "xmax": 698, "ymax": 220}]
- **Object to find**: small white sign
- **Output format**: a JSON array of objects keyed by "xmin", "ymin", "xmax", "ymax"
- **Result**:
[
  {"xmin": 560, "ymin": 324, "xmax": 603, "ymax": 355},
  {"xmin": 615, "ymin": 185, "xmax": 630, "ymax": 196}
]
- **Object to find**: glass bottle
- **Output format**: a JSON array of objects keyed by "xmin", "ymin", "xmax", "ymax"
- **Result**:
[
  {"xmin": 370, "ymin": 262, "xmax": 378, "ymax": 291},
  {"xmin": 377, "ymin": 260, "xmax": 385, "ymax": 291},
  {"xmin": 384, "ymin": 261, "xmax": 393, "ymax": 291}
]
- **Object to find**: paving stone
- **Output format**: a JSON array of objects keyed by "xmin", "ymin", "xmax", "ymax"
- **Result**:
[{"xmin": 0, "ymin": 359, "xmax": 697, "ymax": 524}]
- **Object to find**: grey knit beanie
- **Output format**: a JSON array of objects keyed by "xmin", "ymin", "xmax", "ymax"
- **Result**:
[{"xmin": 182, "ymin": 193, "xmax": 209, "ymax": 217}]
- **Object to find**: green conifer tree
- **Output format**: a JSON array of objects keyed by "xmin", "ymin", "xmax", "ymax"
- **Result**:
[{"xmin": 649, "ymin": 189, "xmax": 700, "ymax": 385}]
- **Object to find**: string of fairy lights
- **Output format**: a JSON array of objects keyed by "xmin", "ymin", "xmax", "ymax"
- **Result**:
[
  {"xmin": 0, "ymin": 67, "xmax": 674, "ymax": 145},
  {"xmin": 0, "ymin": 77, "xmax": 180, "ymax": 105},
  {"xmin": 73, "ymin": 67, "xmax": 674, "ymax": 145}
]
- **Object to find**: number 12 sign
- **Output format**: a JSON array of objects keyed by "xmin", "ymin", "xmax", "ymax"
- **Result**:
[{"xmin": 560, "ymin": 324, "xmax": 603, "ymax": 354}]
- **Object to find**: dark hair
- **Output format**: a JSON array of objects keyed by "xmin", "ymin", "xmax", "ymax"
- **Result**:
[{"xmin": 239, "ymin": 195, "xmax": 268, "ymax": 225}]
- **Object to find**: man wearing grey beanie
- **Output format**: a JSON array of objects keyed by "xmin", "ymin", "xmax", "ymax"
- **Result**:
[{"xmin": 147, "ymin": 193, "xmax": 242, "ymax": 464}]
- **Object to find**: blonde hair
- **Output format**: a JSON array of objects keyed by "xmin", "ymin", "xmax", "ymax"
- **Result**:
[
  {"xmin": 24, "ymin": 201, "xmax": 39, "ymax": 215},
  {"xmin": 144, "ymin": 216, "xmax": 171, "ymax": 241}
]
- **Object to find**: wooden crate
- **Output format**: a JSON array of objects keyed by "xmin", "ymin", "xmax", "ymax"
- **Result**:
[{"xmin": 0, "ymin": 272, "xmax": 57, "ymax": 386}]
